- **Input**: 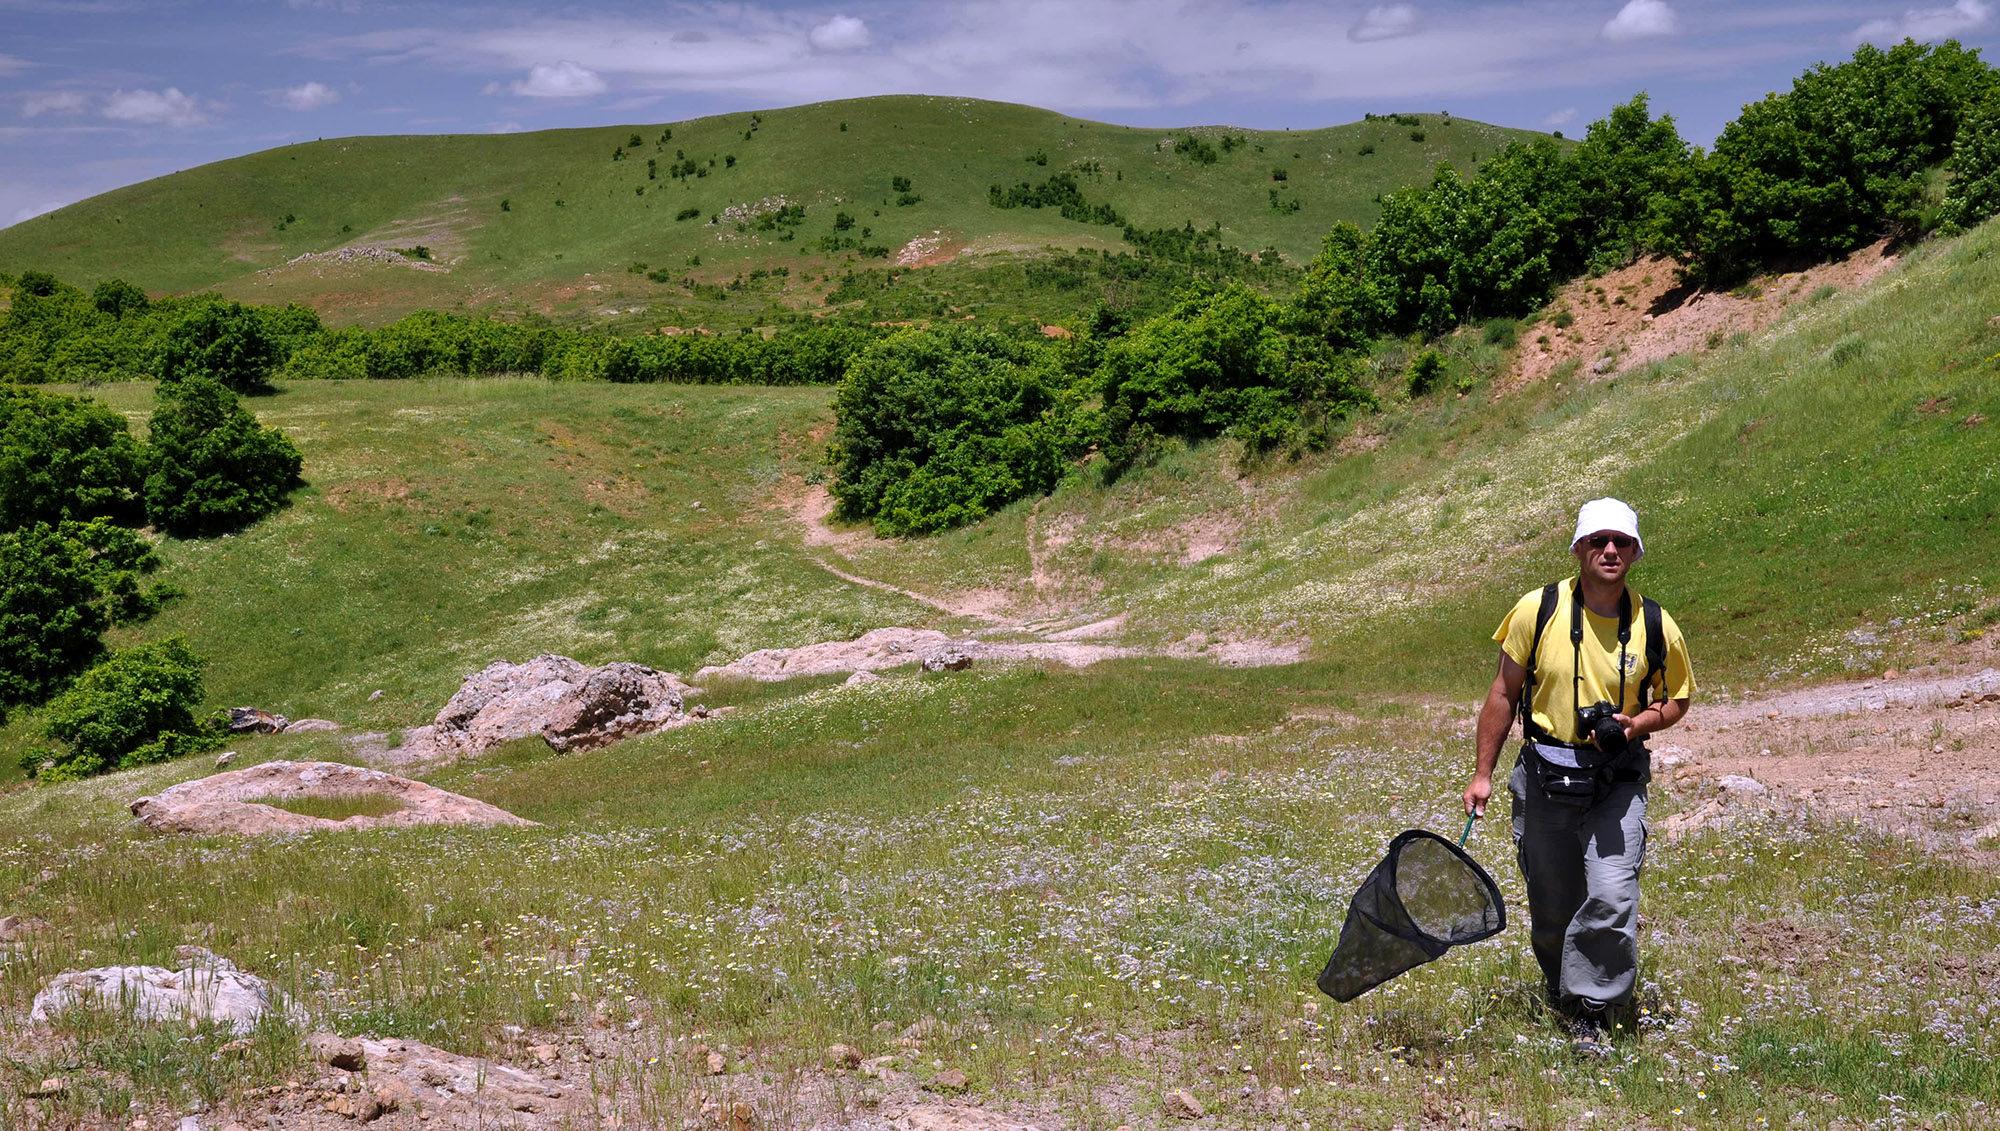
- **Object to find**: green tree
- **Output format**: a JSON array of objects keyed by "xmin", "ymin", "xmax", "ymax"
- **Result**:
[
  {"xmin": 1938, "ymin": 90, "xmax": 2000, "ymax": 232},
  {"xmin": 34, "ymin": 637, "xmax": 216, "ymax": 781},
  {"xmin": 1685, "ymin": 39, "xmax": 1997, "ymax": 282},
  {"xmin": 91, "ymin": 277, "xmax": 151, "ymax": 319},
  {"xmin": 0, "ymin": 385, "xmax": 145, "ymax": 530},
  {"xmin": 143, "ymin": 377, "xmax": 304, "ymax": 536},
  {"xmin": 1097, "ymin": 281, "xmax": 1366, "ymax": 460},
  {"xmin": 0, "ymin": 523, "xmax": 107, "ymax": 709},
  {"xmin": 160, "ymin": 300, "xmax": 284, "ymax": 393},
  {"xmin": 1286, "ymin": 222, "xmax": 1389, "ymax": 353},
  {"xmin": 830, "ymin": 327, "xmax": 1082, "ymax": 535},
  {"xmin": 1567, "ymin": 94, "xmax": 1694, "ymax": 268}
]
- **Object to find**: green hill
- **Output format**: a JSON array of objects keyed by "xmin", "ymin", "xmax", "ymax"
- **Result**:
[
  {"xmin": 0, "ymin": 97, "xmax": 1543, "ymax": 326},
  {"xmin": 1, "ymin": 215, "xmax": 1998, "ymax": 1128}
]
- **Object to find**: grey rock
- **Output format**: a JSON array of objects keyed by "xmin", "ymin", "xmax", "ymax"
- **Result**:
[
  {"xmin": 32, "ymin": 948, "xmax": 302, "ymax": 1035},
  {"xmin": 921, "ymin": 648, "xmax": 973, "ymax": 673},
  {"xmin": 283, "ymin": 719, "xmax": 341, "ymax": 733},
  {"xmin": 225, "ymin": 708, "xmax": 288, "ymax": 734}
]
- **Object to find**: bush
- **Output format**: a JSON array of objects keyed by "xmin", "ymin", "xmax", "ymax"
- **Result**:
[
  {"xmin": 1407, "ymin": 349, "xmax": 1448, "ymax": 395},
  {"xmin": 33, "ymin": 637, "xmax": 218, "ymax": 781},
  {"xmin": 0, "ymin": 385, "xmax": 145, "ymax": 530},
  {"xmin": 0, "ymin": 523, "xmax": 108, "ymax": 709},
  {"xmin": 56, "ymin": 517, "xmax": 178, "ymax": 624},
  {"xmin": 142, "ymin": 377, "xmax": 304, "ymax": 536},
  {"xmin": 160, "ymin": 301, "xmax": 284, "ymax": 393},
  {"xmin": 830, "ymin": 327, "xmax": 1083, "ymax": 536}
]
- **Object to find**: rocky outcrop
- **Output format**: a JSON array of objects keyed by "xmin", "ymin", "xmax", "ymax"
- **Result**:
[
  {"xmin": 303, "ymin": 1031, "xmax": 576, "ymax": 1126},
  {"xmin": 402, "ymin": 655, "xmax": 696, "ymax": 759},
  {"xmin": 129, "ymin": 760, "xmax": 536, "ymax": 835},
  {"xmin": 32, "ymin": 947, "xmax": 302, "ymax": 1034}
]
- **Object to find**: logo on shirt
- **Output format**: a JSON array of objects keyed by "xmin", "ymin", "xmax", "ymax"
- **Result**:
[{"xmin": 1619, "ymin": 653, "xmax": 1639, "ymax": 675}]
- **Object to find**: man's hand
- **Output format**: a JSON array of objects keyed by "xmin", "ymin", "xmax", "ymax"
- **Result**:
[{"xmin": 1463, "ymin": 774, "xmax": 1492, "ymax": 817}]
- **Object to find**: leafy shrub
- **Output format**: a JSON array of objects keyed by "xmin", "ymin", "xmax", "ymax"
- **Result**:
[
  {"xmin": 142, "ymin": 377, "xmax": 304, "ymax": 536},
  {"xmin": 1407, "ymin": 349, "xmax": 1448, "ymax": 395},
  {"xmin": 830, "ymin": 327, "xmax": 1084, "ymax": 536},
  {"xmin": 32, "ymin": 637, "xmax": 218, "ymax": 781},
  {"xmin": 0, "ymin": 523, "xmax": 108, "ymax": 709},
  {"xmin": 56, "ymin": 517, "xmax": 179, "ymax": 624},
  {"xmin": 0, "ymin": 385, "xmax": 145, "ymax": 529},
  {"xmin": 160, "ymin": 301, "xmax": 284, "ymax": 393},
  {"xmin": 1939, "ymin": 90, "xmax": 2000, "ymax": 234},
  {"xmin": 91, "ymin": 278, "xmax": 150, "ymax": 319},
  {"xmin": 1173, "ymin": 135, "xmax": 1219, "ymax": 164}
]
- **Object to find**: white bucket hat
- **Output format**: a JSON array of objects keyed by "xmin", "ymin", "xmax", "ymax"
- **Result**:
[{"xmin": 1571, "ymin": 497, "xmax": 1643, "ymax": 559}]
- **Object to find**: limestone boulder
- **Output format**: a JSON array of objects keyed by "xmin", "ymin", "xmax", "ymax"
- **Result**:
[
  {"xmin": 424, "ymin": 655, "xmax": 694, "ymax": 758},
  {"xmin": 129, "ymin": 760, "xmax": 536, "ymax": 835},
  {"xmin": 31, "ymin": 947, "xmax": 302, "ymax": 1035}
]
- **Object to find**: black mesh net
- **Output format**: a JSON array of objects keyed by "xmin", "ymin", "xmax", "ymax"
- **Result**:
[{"xmin": 1317, "ymin": 830, "xmax": 1507, "ymax": 1002}]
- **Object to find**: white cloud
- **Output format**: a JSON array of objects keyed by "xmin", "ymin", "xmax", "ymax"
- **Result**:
[
  {"xmin": 501, "ymin": 60, "xmax": 607, "ymax": 98},
  {"xmin": 808, "ymin": 14, "xmax": 871, "ymax": 51},
  {"xmin": 102, "ymin": 87, "xmax": 209, "ymax": 127},
  {"xmin": 1854, "ymin": 0, "xmax": 1992, "ymax": 43},
  {"xmin": 20, "ymin": 90, "xmax": 89, "ymax": 117},
  {"xmin": 277, "ymin": 80, "xmax": 341, "ymax": 110},
  {"xmin": 1603, "ymin": 0, "xmax": 1679, "ymax": 41},
  {"xmin": 1543, "ymin": 106, "xmax": 1579, "ymax": 126},
  {"xmin": 0, "ymin": 53, "xmax": 31, "ymax": 76},
  {"xmin": 1349, "ymin": 4, "xmax": 1421, "ymax": 42},
  {"xmin": 486, "ymin": 120, "xmax": 525, "ymax": 133}
]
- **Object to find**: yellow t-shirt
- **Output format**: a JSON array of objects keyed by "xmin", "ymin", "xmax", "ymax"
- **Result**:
[{"xmin": 1495, "ymin": 580, "xmax": 1695, "ymax": 745}]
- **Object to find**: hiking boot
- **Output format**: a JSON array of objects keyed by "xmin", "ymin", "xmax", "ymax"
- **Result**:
[{"xmin": 1568, "ymin": 1012, "xmax": 1612, "ymax": 1060}]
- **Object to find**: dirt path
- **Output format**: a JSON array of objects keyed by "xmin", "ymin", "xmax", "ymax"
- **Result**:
[{"xmin": 1655, "ymin": 653, "xmax": 2000, "ymax": 852}]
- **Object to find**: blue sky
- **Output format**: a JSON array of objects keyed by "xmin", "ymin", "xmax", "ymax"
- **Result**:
[{"xmin": 3, "ymin": 0, "xmax": 1996, "ymax": 230}]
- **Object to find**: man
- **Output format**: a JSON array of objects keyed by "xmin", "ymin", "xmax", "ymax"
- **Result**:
[{"xmin": 1461, "ymin": 498, "xmax": 1694, "ymax": 1057}]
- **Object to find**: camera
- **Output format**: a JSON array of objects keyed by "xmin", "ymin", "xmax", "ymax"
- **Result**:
[{"xmin": 1576, "ymin": 701, "xmax": 1627, "ymax": 754}]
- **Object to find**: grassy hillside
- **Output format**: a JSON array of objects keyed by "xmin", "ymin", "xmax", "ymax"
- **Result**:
[
  {"xmin": 1, "ymin": 220, "xmax": 1998, "ymax": 1128},
  {"xmin": 0, "ymin": 97, "xmax": 1543, "ymax": 326}
]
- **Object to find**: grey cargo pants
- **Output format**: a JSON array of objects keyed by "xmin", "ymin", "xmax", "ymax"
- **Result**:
[{"xmin": 1507, "ymin": 754, "xmax": 1648, "ymax": 1015}]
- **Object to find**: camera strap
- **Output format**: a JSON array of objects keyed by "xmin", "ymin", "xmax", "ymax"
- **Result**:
[{"xmin": 1571, "ymin": 580, "xmax": 1631, "ymax": 732}]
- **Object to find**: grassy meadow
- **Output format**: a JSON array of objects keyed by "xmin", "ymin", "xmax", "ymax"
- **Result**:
[
  {"xmin": 0, "ymin": 97, "xmax": 1544, "ymax": 326},
  {"xmin": 3, "ymin": 210, "xmax": 2000, "ymax": 1127}
]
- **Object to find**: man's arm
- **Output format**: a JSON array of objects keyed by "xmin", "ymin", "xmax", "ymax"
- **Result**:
[
  {"xmin": 1617, "ymin": 697, "xmax": 1688, "ymax": 743},
  {"xmin": 1464, "ymin": 651, "xmax": 1527, "ymax": 817}
]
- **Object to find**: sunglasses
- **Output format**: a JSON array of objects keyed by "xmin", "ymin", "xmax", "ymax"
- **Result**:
[{"xmin": 1581, "ymin": 533, "xmax": 1637, "ymax": 552}]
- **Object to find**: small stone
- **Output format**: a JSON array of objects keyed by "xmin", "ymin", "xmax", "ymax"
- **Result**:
[
  {"xmin": 827, "ymin": 1043, "xmax": 862, "ymax": 1069},
  {"xmin": 214, "ymin": 751, "xmax": 238, "ymax": 769},
  {"xmin": 728, "ymin": 1102, "xmax": 756, "ymax": 1131},
  {"xmin": 705, "ymin": 1051, "xmax": 727, "ymax": 1076},
  {"xmin": 27, "ymin": 1077, "xmax": 66, "ymax": 1098},
  {"xmin": 368, "ymin": 690, "xmax": 384, "ymax": 701},
  {"xmin": 1883, "ymin": 669, "xmax": 1900, "ymax": 681},
  {"xmin": 374, "ymin": 1078, "xmax": 416, "ymax": 1113},
  {"xmin": 1718, "ymin": 774, "xmax": 1767, "ymax": 796},
  {"xmin": 216, "ymin": 1039, "xmax": 250, "ymax": 1057},
  {"xmin": 921, "ymin": 648, "xmax": 973, "ymax": 673},
  {"xmin": 1164, "ymin": 1089, "xmax": 1205, "ymax": 1119},
  {"xmin": 871, "ymin": 1020, "xmax": 897, "ymax": 1033},
  {"xmin": 925, "ymin": 1068, "xmax": 969, "ymax": 1093},
  {"xmin": 591, "ymin": 1012, "xmax": 612, "ymax": 1029}
]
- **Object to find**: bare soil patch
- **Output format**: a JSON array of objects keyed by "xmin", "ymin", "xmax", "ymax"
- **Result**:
[
  {"xmin": 1504, "ymin": 242, "xmax": 1901, "ymax": 391},
  {"xmin": 1655, "ymin": 651, "xmax": 2000, "ymax": 853}
]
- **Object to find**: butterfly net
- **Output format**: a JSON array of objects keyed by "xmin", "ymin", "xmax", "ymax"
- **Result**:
[{"xmin": 1316, "ymin": 829, "xmax": 1506, "ymax": 1002}]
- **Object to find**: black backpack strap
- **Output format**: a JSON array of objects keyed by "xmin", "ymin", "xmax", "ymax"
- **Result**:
[
  {"xmin": 1518, "ymin": 582, "xmax": 1561, "ymax": 738},
  {"xmin": 1640, "ymin": 596, "xmax": 1666, "ymax": 706}
]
